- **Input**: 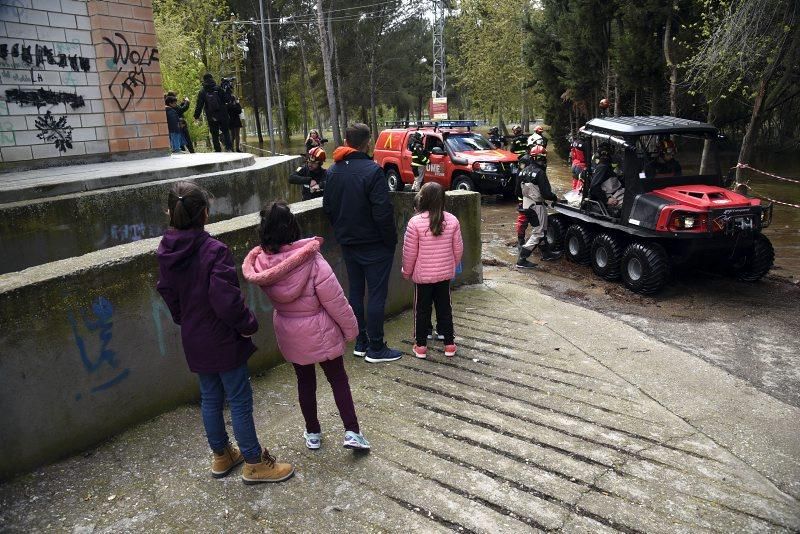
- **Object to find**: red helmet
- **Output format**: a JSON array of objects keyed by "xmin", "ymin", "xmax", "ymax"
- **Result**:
[
  {"xmin": 599, "ymin": 98, "xmax": 610, "ymax": 110},
  {"xmin": 529, "ymin": 144, "xmax": 547, "ymax": 160},
  {"xmin": 534, "ymin": 125, "xmax": 544, "ymax": 134},
  {"xmin": 308, "ymin": 147, "xmax": 326, "ymax": 163}
]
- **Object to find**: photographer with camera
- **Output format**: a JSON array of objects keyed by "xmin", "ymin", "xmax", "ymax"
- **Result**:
[{"xmin": 193, "ymin": 73, "xmax": 233, "ymax": 152}]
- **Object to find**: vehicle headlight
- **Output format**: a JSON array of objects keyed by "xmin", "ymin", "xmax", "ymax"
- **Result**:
[{"xmin": 472, "ymin": 162, "xmax": 499, "ymax": 172}]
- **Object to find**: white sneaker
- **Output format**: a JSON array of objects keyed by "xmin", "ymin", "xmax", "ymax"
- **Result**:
[
  {"xmin": 303, "ymin": 431, "xmax": 321, "ymax": 450},
  {"xmin": 343, "ymin": 431, "xmax": 370, "ymax": 450},
  {"xmin": 426, "ymin": 330, "xmax": 445, "ymax": 341}
]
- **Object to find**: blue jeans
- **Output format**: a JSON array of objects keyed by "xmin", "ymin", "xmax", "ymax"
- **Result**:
[
  {"xmin": 198, "ymin": 363, "xmax": 262, "ymax": 463},
  {"xmin": 342, "ymin": 243, "xmax": 395, "ymax": 350},
  {"xmin": 169, "ymin": 132, "xmax": 182, "ymax": 152}
]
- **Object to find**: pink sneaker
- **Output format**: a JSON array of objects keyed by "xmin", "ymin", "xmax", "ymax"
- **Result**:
[
  {"xmin": 412, "ymin": 344, "xmax": 427, "ymax": 359},
  {"xmin": 444, "ymin": 344, "xmax": 457, "ymax": 357}
]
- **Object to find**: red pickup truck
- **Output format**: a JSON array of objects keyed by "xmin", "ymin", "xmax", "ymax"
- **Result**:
[{"xmin": 373, "ymin": 122, "xmax": 519, "ymax": 195}]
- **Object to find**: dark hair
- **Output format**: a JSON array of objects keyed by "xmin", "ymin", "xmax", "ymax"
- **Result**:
[
  {"xmin": 345, "ymin": 123, "xmax": 371, "ymax": 149},
  {"xmin": 167, "ymin": 182, "xmax": 209, "ymax": 230},
  {"xmin": 259, "ymin": 201, "xmax": 301, "ymax": 253},
  {"xmin": 416, "ymin": 182, "xmax": 446, "ymax": 236},
  {"xmin": 166, "ymin": 91, "xmax": 177, "ymax": 97},
  {"xmin": 203, "ymin": 73, "xmax": 214, "ymax": 81},
  {"xmin": 165, "ymin": 95, "xmax": 177, "ymax": 106}
]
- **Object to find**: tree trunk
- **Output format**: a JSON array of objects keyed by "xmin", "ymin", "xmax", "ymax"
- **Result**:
[
  {"xmin": 736, "ymin": 77, "xmax": 768, "ymax": 180},
  {"xmin": 613, "ymin": 71, "xmax": 620, "ymax": 116},
  {"xmin": 369, "ymin": 58, "xmax": 378, "ymax": 140},
  {"xmin": 664, "ymin": 3, "xmax": 678, "ymax": 116},
  {"xmin": 315, "ymin": 0, "xmax": 341, "ymax": 145},
  {"xmin": 294, "ymin": 22, "xmax": 319, "ymax": 138},
  {"xmin": 266, "ymin": 6, "xmax": 289, "ymax": 146},
  {"xmin": 498, "ymin": 109, "xmax": 506, "ymax": 135},
  {"xmin": 650, "ymin": 86, "xmax": 658, "ymax": 115},
  {"xmin": 328, "ymin": 15, "xmax": 347, "ymax": 133},
  {"xmin": 299, "ymin": 56, "xmax": 308, "ymax": 138},
  {"xmin": 700, "ymin": 106, "xmax": 715, "ymax": 175},
  {"xmin": 249, "ymin": 49, "xmax": 263, "ymax": 144},
  {"xmin": 633, "ymin": 89, "xmax": 637, "ymax": 116}
]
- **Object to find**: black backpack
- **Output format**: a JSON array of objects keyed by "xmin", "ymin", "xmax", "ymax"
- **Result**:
[{"xmin": 204, "ymin": 88, "xmax": 222, "ymax": 114}]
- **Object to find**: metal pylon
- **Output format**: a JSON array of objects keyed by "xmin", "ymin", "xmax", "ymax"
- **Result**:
[{"xmin": 432, "ymin": 0, "xmax": 446, "ymax": 98}]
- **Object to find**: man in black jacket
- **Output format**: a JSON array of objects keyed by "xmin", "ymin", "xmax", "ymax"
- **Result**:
[
  {"xmin": 323, "ymin": 123, "xmax": 402, "ymax": 363},
  {"xmin": 193, "ymin": 74, "xmax": 232, "ymax": 152},
  {"xmin": 289, "ymin": 147, "xmax": 327, "ymax": 200}
]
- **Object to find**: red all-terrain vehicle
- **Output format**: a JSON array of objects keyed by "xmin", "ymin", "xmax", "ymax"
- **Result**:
[
  {"xmin": 373, "ymin": 121, "xmax": 519, "ymax": 195},
  {"xmin": 548, "ymin": 116, "xmax": 774, "ymax": 294}
]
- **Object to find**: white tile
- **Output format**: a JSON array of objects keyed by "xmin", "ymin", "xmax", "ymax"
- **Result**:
[
  {"xmin": 60, "ymin": 70, "xmax": 86, "ymax": 85},
  {"xmin": 78, "ymin": 112, "xmax": 104, "ymax": 127},
  {"xmin": 18, "ymin": 8, "xmax": 49, "ymax": 26},
  {"xmin": 53, "ymin": 40, "xmax": 81, "ymax": 55},
  {"xmin": 6, "ymin": 21, "xmax": 38, "ymax": 39},
  {"xmin": 64, "ymin": 28, "xmax": 90, "ymax": 45},
  {"xmin": 0, "ymin": 129, "xmax": 16, "ymax": 146},
  {"xmin": 13, "ymin": 129, "xmax": 42, "ymax": 145},
  {"xmin": 36, "ymin": 25, "xmax": 65, "ymax": 42},
  {"xmin": 31, "ymin": 0, "xmax": 61, "ymax": 12},
  {"xmin": 0, "ymin": 115, "xmax": 29, "ymax": 130},
  {"xmin": 84, "ymin": 139, "xmax": 108, "ymax": 154},
  {"xmin": 79, "ymin": 44, "xmax": 95, "ymax": 58},
  {"xmin": 90, "ymin": 99, "xmax": 104, "ymax": 113},
  {"xmin": 80, "ymin": 85, "xmax": 99, "ymax": 99},
  {"xmin": 60, "ymin": 0, "xmax": 87, "ymax": 16},
  {"xmin": 75, "ymin": 14, "xmax": 89, "ymax": 30},
  {"xmin": 70, "ymin": 126, "xmax": 94, "ymax": 141},
  {"xmin": 0, "ymin": 5, "xmax": 21, "ymax": 23},
  {"xmin": 1, "ymin": 145, "xmax": 33, "ymax": 161},
  {"xmin": 67, "ymin": 140, "xmax": 86, "ymax": 154},
  {"xmin": 6, "ymin": 102, "xmax": 41, "ymax": 115},
  {"xmin": 48, "ymin": 12, "xmax": 76, "ymax": 29},
  {"xmin": 94, "ymin": 126, "xmax": 107, "ymax": 139},
  {"xmin": 32, "ymin": 142, "xmax": 63, "ymax": 159},
  {"xmin": 85, "ymin": 72, "xmax": 98, "ymax": 85},
  {"xmin": 0, "ymin": 21, "xmax": 7, "ymax": 38}
]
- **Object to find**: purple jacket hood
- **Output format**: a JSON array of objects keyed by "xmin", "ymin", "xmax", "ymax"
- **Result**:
[{"xmin": 157, "ymin": 228, "xmax": 210, "ymax": 272}]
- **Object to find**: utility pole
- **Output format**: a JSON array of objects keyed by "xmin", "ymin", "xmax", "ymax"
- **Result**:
[
  {"xmin": 257, "ymin": 0, "xmax": 276, "ymax": 153},
  {"xmin": 432, "ymin": 0, "xmax": 447, "ymax": 98}
]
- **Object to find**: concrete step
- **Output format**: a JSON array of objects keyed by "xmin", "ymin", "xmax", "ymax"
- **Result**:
[{"xmin": 0, "ymin": 152, "xmax": 255, "ymax": 204}]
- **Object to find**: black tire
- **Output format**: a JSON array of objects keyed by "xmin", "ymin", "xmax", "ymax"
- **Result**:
[
  {"xmin": 564, "ymin": 224, "xmax": 593, "ymax": 264},
  {"xmin": 620, "ymin": 242, "xmax": 670, "ymax": 294},
  {"xmin": 452, "ymin": 174, "xmax": 475, "ymax": 192},
  {"xmin": 546, "ymin": 215, "xmax": 567, "ymax": 252},
  {"xmin": 736, "ymin": 233, "xmax": 774, "ymax": 282},
  {"xmin": 591, "ymin": 233, "xmax": 624, "ymax": 280},
  {"xmin": 386, "ymin": 167, "xmax": 401, "ymax": 192}
]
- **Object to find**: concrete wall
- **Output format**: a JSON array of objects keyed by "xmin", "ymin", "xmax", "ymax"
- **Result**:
[
  {"xmin": 0, "ymin": 156, "xmax": 302, "ymax": 274},
  {"xmin": 0, "ymin": 0, "xmax": 167, "ymax": 167},
  {"xmin": 0, "ymin": 191, "xmax": 482, "ymax": 480}
]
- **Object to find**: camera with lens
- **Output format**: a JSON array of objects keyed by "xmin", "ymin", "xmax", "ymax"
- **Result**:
[{"xmin": 220, "ymin": 77, "xmax": 236, "ymax": 94}]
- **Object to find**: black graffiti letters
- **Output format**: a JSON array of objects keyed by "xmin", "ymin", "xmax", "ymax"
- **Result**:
[
  {"xmin": 103, "ymin": 33, "xmax": 159, "ymax": 111},
  {"xmin": 35, "ymin": 111, "xmax": 73, "ymax": 153},
  {"xmin": 0, "ymin": 41, "xmax": 92, "ymax": 72},
  {"xmin": 5, "ymin": 88, "xmax": 86, "ymax": 110}
]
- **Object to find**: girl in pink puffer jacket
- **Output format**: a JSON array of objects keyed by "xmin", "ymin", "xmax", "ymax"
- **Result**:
[
  {"xmin": 242, "ymin": 201, "xmax": 370, "ymax": 451},
  {"xmin": 402, "ymin": 182, "xmax": 464, "ymax": 359}
]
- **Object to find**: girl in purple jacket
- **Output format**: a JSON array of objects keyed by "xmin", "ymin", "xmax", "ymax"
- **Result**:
[
  {"xmin": 402, "ymin": 182, "xmax": 464, "ymax": 359},
  {"xmin": 242, "ymin": 201, "xmax": 370, "ymax": 451},
  {"xmin": 156, "ymin": 182, "xmax": 294, "ymax": 484}
]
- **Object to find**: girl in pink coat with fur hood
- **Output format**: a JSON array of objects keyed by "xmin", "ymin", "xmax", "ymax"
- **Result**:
[
  {"xmin": 402, "ymin": 182, "xmax": 464, "ymax": 359},
  {"xmin": 242, "ymin": 201, "xmax": 370, "ymax": 451}
]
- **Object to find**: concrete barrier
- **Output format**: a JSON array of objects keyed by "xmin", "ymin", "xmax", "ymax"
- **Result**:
[
  {"xmin": 0, "ymin": 191, "xmax": 481, "ymax": 480},
  {"xmin": 0, "ymin": 156, "xmax": 301, "ymax": 274}
]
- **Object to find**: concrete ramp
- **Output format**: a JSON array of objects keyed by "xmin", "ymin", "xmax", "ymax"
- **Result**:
[{"xmin": 0, "ymin": 153, "xmax": 256, "ymax": 203}]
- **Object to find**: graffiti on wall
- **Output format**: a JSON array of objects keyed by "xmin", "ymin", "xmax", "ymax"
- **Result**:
[
  {"xmin": 5, "ymin": 88, "xmax": 85, "ymax": 110},
  {"xmin": 35, "ymin": 111, "xmax": 73, "ymax": 152},
  {"xmin": 108, "ymin": 223, "xmax": 163, "ymax": 242},
  {"xmin": 0, "ymin": 42, "xmax": 92, "ymax": 72},
  {"xmin": 67, "ymin": 297, "xmax": 130, "ymax": 399},
  {"xmin": 103, "ymin": 33, "xmax": 159, "ymax": 111}
]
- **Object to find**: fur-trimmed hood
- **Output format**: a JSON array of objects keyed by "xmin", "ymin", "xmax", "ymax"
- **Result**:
[{"xmin": 242, "ymin": 237, "xmax": 322, "ymax": 302}]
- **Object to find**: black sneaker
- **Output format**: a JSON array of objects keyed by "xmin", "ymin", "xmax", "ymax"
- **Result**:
[
  {"xmin": 364, "ymin": 344, "xmax": 403, "ymax": 363},
  {"xmin": 516, "ymin": 258, "xmax": 537, "ymax": 269},
  {"xmin": 353, "ymin": 339, "xmax": 369, "ymax": 357}
]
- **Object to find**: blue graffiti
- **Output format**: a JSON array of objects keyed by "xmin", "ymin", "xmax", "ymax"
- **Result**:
[{"xmin": 68, "ymin": 296, "xmax": 130, "ymax": 396}]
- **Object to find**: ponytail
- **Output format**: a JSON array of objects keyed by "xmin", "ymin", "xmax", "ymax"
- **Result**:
[{"xmin": 167, "ymin": 182, "xmax": 209, "ymax": 230}]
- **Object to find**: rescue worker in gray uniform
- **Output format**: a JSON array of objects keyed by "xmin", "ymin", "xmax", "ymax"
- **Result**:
[{"xmin": 516, "ymin": 145, "xmax": 559, "ymax": 269}]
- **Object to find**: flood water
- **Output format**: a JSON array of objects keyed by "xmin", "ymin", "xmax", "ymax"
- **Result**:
[{"xmin": 243, "ymin": 134, "xmax": 800, "ymax": 279}]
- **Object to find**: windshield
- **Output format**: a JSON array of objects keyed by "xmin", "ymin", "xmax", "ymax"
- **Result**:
[{"xmin": 445, "ymin": 134, "xmax": 493, "ymax": 152}]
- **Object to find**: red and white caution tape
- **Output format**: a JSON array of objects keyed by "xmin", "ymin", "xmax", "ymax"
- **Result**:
[
  {"xmin": 735, "ymin": 163, "xmax": 800, "ymax": 185},
  {"xmin": 747, "ymin": 186, "xmax": 800, "ymax": 209}
]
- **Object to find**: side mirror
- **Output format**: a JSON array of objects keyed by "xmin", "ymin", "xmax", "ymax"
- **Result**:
[{"xmin": 431, "ymin": 147, "xmax": 445, "ymax": 155}]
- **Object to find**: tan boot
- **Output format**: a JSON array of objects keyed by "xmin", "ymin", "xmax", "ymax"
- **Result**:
[
  {"xmin": 211, "ymin": 443, "xmax": 244, "ymax": 478},
  {"xmin": 241, "ymin": 449, "xmax": 295, "ymax": 485}
]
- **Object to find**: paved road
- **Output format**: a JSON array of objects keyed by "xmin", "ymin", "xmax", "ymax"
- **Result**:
[{"xmin": 1, "ymin": 275, "xmax": 798, "ymax": 532}]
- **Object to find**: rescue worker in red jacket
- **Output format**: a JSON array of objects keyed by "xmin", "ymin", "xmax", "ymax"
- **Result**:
[
  {"xmin": 516, "ymin": 145, "xmax": 559, "ymax": 269},
  {"xmin": 570, "ymin": 136, "xmax": 587, "ymax": 191},
  {"xmin": 289, "ymin": 147, "xmax": 327, "ymax": 200}
]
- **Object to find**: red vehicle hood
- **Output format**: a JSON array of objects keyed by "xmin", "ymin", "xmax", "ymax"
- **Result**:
[
  {"xmin": 652, "ymin": 185, "xmax": 759, "ymax": 209},
  {"xmin": 454, "ymin": 149, "xmax": 518, "ymax": 163}
]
